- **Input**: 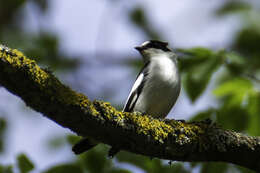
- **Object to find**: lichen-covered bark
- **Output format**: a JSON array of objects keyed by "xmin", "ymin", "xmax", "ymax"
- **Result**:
[{"xmin": 0, "ymin": 45, "xmax": 260, "ymax": 171}]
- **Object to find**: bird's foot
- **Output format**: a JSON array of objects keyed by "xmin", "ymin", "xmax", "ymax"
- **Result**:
[
  {"xmin": 176, "ymin": 119, "xmax": 186, "ymax": 123},
  {"xmin": 162, "ymin": 119, "xmax": 186, "ymax": 124}
]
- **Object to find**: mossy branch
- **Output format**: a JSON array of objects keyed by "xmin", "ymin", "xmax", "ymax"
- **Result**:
[{"xmin": 0, "ymin": 45, "xmax": 260, "ymax": 172}]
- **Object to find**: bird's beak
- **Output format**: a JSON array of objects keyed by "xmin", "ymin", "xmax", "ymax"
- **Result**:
[{"xmin": 135, "ymin": 46, "xmax": 142, "ymax": 51}]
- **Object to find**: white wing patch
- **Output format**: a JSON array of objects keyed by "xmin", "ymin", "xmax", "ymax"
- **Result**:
[
  {"xmin": 123, "ymin": 73, "xmax": 144, "ymax": 111},
  {"xmin": 141, "ymin": 41, "xmax": 150, "ymax": 47},
  {"xmin": 131, "ymin": 73, "xmax": 144, "ymax": 92}
]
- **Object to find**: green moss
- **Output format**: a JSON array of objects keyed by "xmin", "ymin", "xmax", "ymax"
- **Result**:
[
  {"xmin": 0, "ymin": 46, "xmax": 49, "ymax": 86},
  {"xmin": 0, "ymin": 45, "xmax": 93, "ymax": 113},
  {"xmin": 93, "ymin": 101, "xmax": 125, "ymax": 121},
  {"xmin": 130, "ymin": 114, "xmax": 174, "ymax": 143},
  {"xmin": 93, "ymin": 100, "xmax": 174, "ymax": 142},
  {"xmin": 0, "ymin": 44, "xmax": 207, "ymax": 147},
  {"xmin": 92, "ymin": 100, "xmax": 206, "ymax": 145}
]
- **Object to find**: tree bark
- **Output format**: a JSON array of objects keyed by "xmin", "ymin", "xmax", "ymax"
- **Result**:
[{"xmin": 0, "ymin": 45, "xmax": 260, "ymax": 172}]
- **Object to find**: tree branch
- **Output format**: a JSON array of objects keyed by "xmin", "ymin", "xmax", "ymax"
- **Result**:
[{"xmin": 0, "ymin": 45, "xmax": 260, "ymax": 172}]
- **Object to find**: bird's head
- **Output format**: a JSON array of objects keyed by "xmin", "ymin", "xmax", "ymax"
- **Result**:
[{"xmin": 135, "ymin": 40, "xmax": 172, "ymax": 59}]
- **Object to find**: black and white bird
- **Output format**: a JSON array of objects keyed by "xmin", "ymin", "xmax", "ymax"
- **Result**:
[
  {"xmin": 72, "ymin": 40, "xmax": 180, "ymax": 155},
  {"xmin": 123, "ymin": 40, "xmax": 181, "ymax": 118}
]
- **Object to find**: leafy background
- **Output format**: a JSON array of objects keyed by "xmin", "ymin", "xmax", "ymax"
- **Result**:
[{"xmin": 0, "ymin": 1, "xmax": 259, "ymax": 173}]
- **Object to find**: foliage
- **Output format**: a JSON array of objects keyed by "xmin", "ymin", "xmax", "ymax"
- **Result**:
[
  {"xmin": 215, "ymin": 1, "xmax": 251, "ymax": 16},
  {"xmin": 45, "ymin": 138, "xmax": 189, "ymax": 173},
  {"xmin": 178, "ymin": 48, "xmax": 225, "ymax": 102},
  {"xmin": 129, "ymin": 7, "xmax": 160, "ymax": 40},
  {"xmin": 116, "ymin": 151, "xmax": 189, "ymax": 173},
  {"xmin": 0, "ymin": 164, "xmax": 13, "ymax": 173},
  {"xmin": 0, "ymin": 118, "xmax": 6, "ymax": 153},
  {"xmin": 17, "ymin": 154, "xmax": 34, "ymax": 173},
  {"xmin": 0, "ymin": 0, "xmax": 80, "ymax": 71},
  {"xmin": 42, "ymin": 164, "xmax": 83, "ymax": 173}
]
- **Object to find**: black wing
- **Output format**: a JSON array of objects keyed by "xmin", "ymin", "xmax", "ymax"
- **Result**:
[{"xmin": 123, "ymin": 62, "xmax": 150, "ymax": 112}]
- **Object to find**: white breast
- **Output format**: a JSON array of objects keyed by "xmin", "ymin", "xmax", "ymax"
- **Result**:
[
  {"xmin": 134, "ymin": 55, "xmax": 180, "ymax": 118},
  {"xmin": 150, "ymin": 55, "xmax": 178, "ymax": 83}
]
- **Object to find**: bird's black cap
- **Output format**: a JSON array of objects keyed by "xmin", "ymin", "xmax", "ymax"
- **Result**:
[{"xmin": 135, "ymin": 40, "xmax": 170, "ymax": 52}]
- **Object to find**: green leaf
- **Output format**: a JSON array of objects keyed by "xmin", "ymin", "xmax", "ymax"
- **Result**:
[
  {"xmin": 0, "ymin": 0, "xmax": 26, "ymax": 22},
  {"xmin": 216, "ymin": 1, "xmax": 251, "ymax": 16},
  {"xmin": 0, "ymin": 164, "xmax": 13, "ymax": 173},
  {"xmin": 213, "ymin": 77, "xmax": 253, "ymax": 107},
  {"xmin": 47, "ymin": 136, "xmax": 66, "ymax": 149},
  {"xmin": 247, "ymin": 91, "xmax": 260, "ymax": 136},
  {"xmin": 0, "ymin": 118, "xmax": 7, "ymax": 153},
  {"xmin": 116, "ymin": 152, "xmax": 189, "ymax": 173},
  {"xmin": 180, "ymin": 48, "xmax": 224, "ymax": 102},
  {"xmin": 224, "ymin": 52, "xmax": 246, "ymax": 75},
  {"xmin": 130, "ymin": 7, "xmax": 146, "ymax": 29},
  {"xmin": 66, "ymin": 135, "xmax": 81, "ymax": 146},
  {"xmin": 235, "ymin": 165, "xmax": 256, "ymax": 173},
  {"xmin": 107, "ymin": 169, "xmax": 132, "ymax": 173},
  {"xmin": 17, "ymin": 153, "xmax": 34, "ymax": 173},
  {"xmin": 216, "ymin": 106, "xmax": 248, "ymax": 131},
  {"xmin": 42, "ymin": 164, "xmax": 83, "ymax": 173},
  {"xmin": 214, "ymin": 78, "xmax": 253, "ymax": 131},
  {"xmin": 189, "ymin": 109, "xmax": 215, "ymax": 122},
  {"xmin": 166, "ymin": 163, "xmax": 190, "ymax": 173},
  {"xmin": 116, "ymin": 151, "xmax": 153, "ymax": 172},
  {"xmin": 79, "ymin": 144, "xmax": 112, "ymax": 173},
  {"xmin": 201, "ymin": 162, "xmax": 228, "ymax": 173},
  {"xmin": 129, "ymin": 7, "xmax": 160, "ymax": 39},
  {"xmin": 178, "ymin": 48, "xmax": 215, "ymax": 73},
  {"xmin": 233, "ymin": 27, "xmax": 260, "ymax": 57},
  {"xmin": 178, "ymin": 48, "xmax": 214, "ymax": 63}
]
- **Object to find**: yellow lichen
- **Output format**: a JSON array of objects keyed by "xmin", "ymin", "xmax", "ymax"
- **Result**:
[
  {"xmin": 91, "ymin": 100, "xmax": 206, "ymax": 144},
  {"xmin": 0, "ymin": 45, "xmax": 207, "ymax": 146},
  {"xmin": 127, "ymin": 113, "xmax": 174, "ymax": 142},
  {"xmin": 0, "ymin": 45, "xmax": 94, "ymax": 113},
  {"xmin": 0, "ymin": 47, "xmax": 49, "ymax": 87},
  {"xmin": 92, "ymin": 100, "xmax": 172, "ymax": 142},
  {"xmin": 12, "ymin": 49, "xmax": 24, "ymax": 57},
  {"xmin": 93, "ymin": 101, "xmax": 125, "ymax": 121}
]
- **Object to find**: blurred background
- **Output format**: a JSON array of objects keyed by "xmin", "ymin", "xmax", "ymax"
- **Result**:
[{"xmin": 0, "ymin": 0, "xmax": 259, "ymax": 173}]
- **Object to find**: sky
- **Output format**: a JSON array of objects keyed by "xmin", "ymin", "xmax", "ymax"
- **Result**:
[{"xmin": 0, "ymin": 0, "xmax": 242, "ymax": 171}]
